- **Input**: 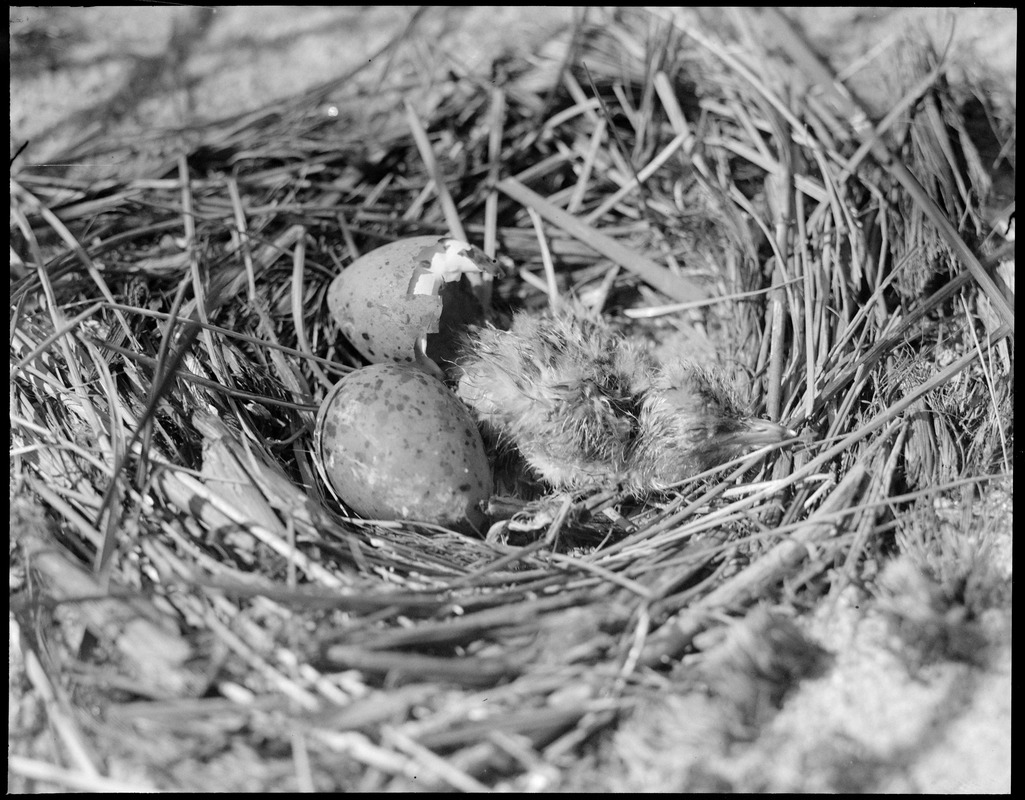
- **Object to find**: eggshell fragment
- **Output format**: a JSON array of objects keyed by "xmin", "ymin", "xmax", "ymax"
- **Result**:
[
  {"xmin": 315, "ymin": 363, "xmax": 492, "ymax": 533},
  {"xmin": 327, "ymin": 236, "xmax": 499, "ymax": 371}
]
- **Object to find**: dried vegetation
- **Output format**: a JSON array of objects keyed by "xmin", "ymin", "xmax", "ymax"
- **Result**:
[{"xmin": 10, "ymin": 7, "xmax": 1013, "ymax": 792}]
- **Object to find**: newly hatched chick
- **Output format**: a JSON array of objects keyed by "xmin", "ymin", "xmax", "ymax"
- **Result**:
[{"xmin": 456, "ymin": 304, "xmax": 793, "ymax": 493}]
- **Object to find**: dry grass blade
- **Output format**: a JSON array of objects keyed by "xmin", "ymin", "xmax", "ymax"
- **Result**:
[
  {"xmin": 405, "ymin": 99, "xmax": 468, "ymax": 242},
  {"xmin": 8, "ymin": 756, "xmax": 155, "ymax": 793},
  {"xmin": 498, "ymin": 177, "xmax": 706, "ymax": 302}
]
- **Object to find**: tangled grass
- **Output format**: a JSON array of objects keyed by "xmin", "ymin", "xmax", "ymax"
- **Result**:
[{"xmin": 10, "ymin": 7, "xmax": 1013, "ymax": 791}]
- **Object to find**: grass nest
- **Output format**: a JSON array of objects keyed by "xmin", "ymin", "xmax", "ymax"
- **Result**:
[{"xmin": 10, "ymin": 7, "xmax": 1014, "ymax": 792}]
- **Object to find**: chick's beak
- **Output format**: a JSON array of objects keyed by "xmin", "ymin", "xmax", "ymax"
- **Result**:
[{"xmin": 731, "ymin": 418, "xmax": 796, "ymax": 447}]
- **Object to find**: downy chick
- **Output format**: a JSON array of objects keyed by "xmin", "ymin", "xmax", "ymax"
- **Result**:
[{"xmin": 456, "ymin": 304, "xmax": 793, "ymax": 493}]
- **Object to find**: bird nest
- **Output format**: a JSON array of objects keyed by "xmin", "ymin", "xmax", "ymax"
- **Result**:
[{"xmin": 10, "ymin": 7, "xmax": 1014, "ymax": 792}]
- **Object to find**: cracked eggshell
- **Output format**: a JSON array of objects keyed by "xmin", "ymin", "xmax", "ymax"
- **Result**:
[
  {"xmin": 327, "ymin": 236, "xmax": 497, "ymax": 370},
  {"xmin": 315, "ymin": 363, "xmax": 492, "ymax": 533}
]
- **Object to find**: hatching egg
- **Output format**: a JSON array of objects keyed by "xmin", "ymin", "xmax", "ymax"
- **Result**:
[
  {"xmin": 315, "ymin": 363, "xmax": 492, "ymax": 533},
  {"xmin": 327, "ymin": 236, "xmax": 500, "ymax": 372}
]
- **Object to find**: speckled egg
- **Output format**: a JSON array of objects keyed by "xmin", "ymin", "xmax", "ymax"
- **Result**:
[
  {"xmin": 327, "ymin": 236, "xmax": 499, "ymax": 371},
  {"xmin": 315, "ymin": 363, "xmax": 492, "ymax": 533}
]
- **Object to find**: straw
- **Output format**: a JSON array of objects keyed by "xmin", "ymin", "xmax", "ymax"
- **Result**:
[{"xmin": 9, "ymin": 6, "xmax": 1012, "ymax": 792}]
